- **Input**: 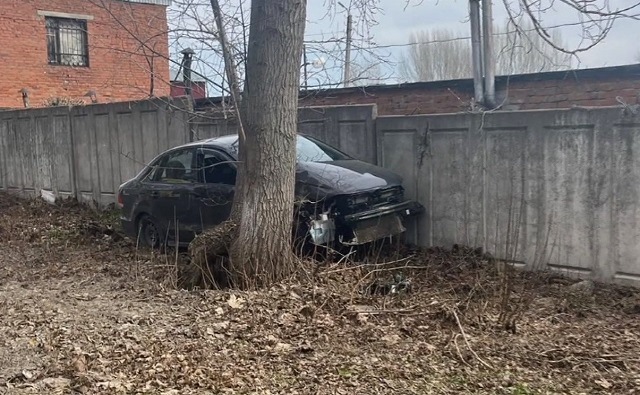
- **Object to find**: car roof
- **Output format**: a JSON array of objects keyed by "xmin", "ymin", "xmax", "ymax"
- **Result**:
[
  {"xmin": 157, "ymin": 133, "xmax": 334, "ymax": 161},
  {"xmin": 180, "ymin": 134, "xmax": 240, "ymax": 151},
  {"xmin": 173, "ymin": 133, "xmax": 322, "ymax": 152}
]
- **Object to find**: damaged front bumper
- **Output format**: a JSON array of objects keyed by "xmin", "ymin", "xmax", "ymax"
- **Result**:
[
  {"xmin": 342, "ymin": 200, "xmax": 424, "ymax": 223},
  {"xmin": 308, "ymin": 200, "xmax": 424, "ymax": 246}
]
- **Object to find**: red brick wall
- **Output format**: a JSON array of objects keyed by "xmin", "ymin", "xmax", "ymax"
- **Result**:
[
  {"xmin": 299, "ymin": 87, "xmax": 473, "ymax": 115},
  {"xmin": 501, "ymin": 78, "xmax": 640, "ymax": 110},
  {"xmin": 298, "ymin": 67, "xmax": 640, "ymax": 115},
  {"xmin": 170, "ymin": 81, "xmax": 208, "ymax": 100},
  {"xmin": 0, "ymin": 0, "xmax": 170, "ymax": 109}
]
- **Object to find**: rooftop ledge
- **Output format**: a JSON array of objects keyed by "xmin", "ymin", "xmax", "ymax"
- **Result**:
[{"xmin": 119, "ymin": 0, "xmax": 172, "ymax": 5}]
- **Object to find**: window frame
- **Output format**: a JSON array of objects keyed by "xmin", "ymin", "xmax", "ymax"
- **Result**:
[
  {"xmin": 195, "ymin": 147, "xmax": 237, "ymax": 185},
  {"xmin": 45, "ymin": 16, "xmax": 90, "ymax": 67},
  {"xmin": 146, "ymin": 148, "xmax": 197, "ymax": 184}
]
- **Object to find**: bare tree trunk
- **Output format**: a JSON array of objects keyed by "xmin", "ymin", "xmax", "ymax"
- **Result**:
[{"xmin": 229, "ymin": 0, "xmax": 307, "ymax": 289}]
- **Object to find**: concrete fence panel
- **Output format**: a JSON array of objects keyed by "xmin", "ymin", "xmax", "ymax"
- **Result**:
[
  {"xmin": 68, "ymin": 99, "xmax": 191, "ymax": 206},
  {"xmin": 297, "ymin": 105, "xmax": 378, "ymax": 164},
  {"xmin": 377, "ymin": 107, "xmax": 640, "ymax": 286},
  {"xmin": 190, "ymin": 113, "xmax": 238, "ymax": 140},
  {"xmin": 0, "ymin": 106, "xmax": 74, "ymax": 199}
]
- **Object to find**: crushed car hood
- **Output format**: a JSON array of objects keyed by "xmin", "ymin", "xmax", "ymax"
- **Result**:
[{"xmin": 295, "ymin": 159, "xmax": 403, "ymax": 199}]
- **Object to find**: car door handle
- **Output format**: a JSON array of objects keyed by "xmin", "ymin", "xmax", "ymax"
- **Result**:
[{"xmin": 150, "ymin": 191, "xmax": 160, "ymax": 197}]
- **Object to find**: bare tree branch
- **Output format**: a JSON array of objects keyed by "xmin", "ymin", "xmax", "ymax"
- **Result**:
[
  {"xmin": 501, "ymin": 0, "xmax": 640, "ymax": 55},
  {"xmin": 209, "ymin": 0, "xmax": 246, "ymax": 142},
  {"xmin": 399, "ymin": 19, "xmax": 573, "ymax": 82}
]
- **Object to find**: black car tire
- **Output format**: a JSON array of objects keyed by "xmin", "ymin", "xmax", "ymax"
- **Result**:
[{"xmin": 137, "ymin": 214, "xmax": 162, "ymax": 249}]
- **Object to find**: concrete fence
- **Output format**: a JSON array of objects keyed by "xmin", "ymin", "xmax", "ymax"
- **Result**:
[
  {"xmin": 377, "ymin": 107, "xmax": 640, "ymax": 286},
  {"xmin": 0, "ymin": 98, "xmax": 192, "ymax": 206},
  {"xmin": 0, "ymin": 100, "xmax": 377, "ymax": 205},
  {"xmin": 2, "ymin": 98, "xmax": 640, "ymax": 286}
]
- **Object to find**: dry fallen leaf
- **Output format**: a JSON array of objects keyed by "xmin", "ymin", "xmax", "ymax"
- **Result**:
[
  {"xmin": 382, "ymin": 334, "xmax": 401, "ymax": 345},
  {"xmin": 274, "ymin": 342, "xmax": 292, "ymax": 353},
  {"xmin": 227, "ymin": 294, "xmax": 245, "ymax": 309},
  {"xmin": 72, "ymin": 354, "xmax": 87, "ymax": 374},
  {"xmin": 42, "ymin": 377, "xmax": 72, "ymax": 390},
  {"xmin": 206, "ymin": 322, "xmax": 229, "ymax": 337}
]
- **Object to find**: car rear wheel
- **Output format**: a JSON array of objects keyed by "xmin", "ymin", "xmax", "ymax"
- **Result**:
[{"xmin": 137, "ymin": 214, "xmax": 161, "ymax": 249}]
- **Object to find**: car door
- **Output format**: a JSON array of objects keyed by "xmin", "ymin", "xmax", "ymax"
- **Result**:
[
  {"xmin": 144, "ymin": 147, "xmax": 198, "ymax": 244},
  {"xmin": 190, "ymin": 147, "xmax": 237, "ymax": 232}
]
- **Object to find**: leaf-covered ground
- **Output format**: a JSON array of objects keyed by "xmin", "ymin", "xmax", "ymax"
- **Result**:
[{"xmin": 0, "ymin": 192, "xmax": 639, "ymax": 394}]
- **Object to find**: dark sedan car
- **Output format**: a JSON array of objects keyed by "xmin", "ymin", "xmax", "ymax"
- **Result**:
[{"xmin": 117, "ymin": 134, "xmax": 423, "ymax": 249}]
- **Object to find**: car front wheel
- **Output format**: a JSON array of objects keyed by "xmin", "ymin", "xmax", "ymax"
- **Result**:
[{"xmin": 137, "ymin": 214, "xmax": 162, "ymax": 249}]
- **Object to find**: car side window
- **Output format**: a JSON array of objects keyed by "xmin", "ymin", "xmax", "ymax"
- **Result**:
[
  {"xmin": 154, "ymin": 149, "xmax": 196, "ymax": 183},
  {"xmin": 198, "ymin": 149, "xmax": 236, "ymax": 186}
]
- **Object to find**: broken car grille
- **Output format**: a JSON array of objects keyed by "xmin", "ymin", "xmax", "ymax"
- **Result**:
[{"xmin": 337, "ymin": 186, "xmax": 404, "ymax": 214}]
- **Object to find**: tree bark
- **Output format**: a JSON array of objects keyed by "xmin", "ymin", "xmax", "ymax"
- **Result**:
[{"xmin": 229, "ymin": 0, "xmax": 307, "ymax": 289}]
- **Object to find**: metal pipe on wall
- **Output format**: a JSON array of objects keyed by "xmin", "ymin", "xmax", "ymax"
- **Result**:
[
  {"xmin": 469, "ymin": 0, "xmax": 484, "ymax": 105},
  {"xmin": 482, "ymin": 0, "xmax": 496, "ymax": 107}
]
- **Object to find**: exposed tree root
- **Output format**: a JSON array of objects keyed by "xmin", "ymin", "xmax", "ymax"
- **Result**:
[{"xmin": 179, "ymin": 220, "xmax": 238, "ymax": 290}]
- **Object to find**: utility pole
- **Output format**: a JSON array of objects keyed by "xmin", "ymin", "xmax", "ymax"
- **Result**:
[
  {"xmin": 482, "ymin": 0, "xmax": 496, "ymax": 107},
  {"xmin": 469, "ymin": 0, "xmax": 484, "ymax": 105},
  {"xmin": 343, "ymin": 13, "xmax": 352, "ymax": 88}
]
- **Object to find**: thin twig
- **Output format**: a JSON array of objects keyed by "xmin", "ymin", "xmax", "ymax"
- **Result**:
[
  {"xmin": 347, "ymin": 307, "xmax": 416, "ymax": 315},
  {"xmin": 453, "ymin": 334, "xmax": 471, "ymax": 367},
  {"xmin": 320, "ymin": 260, "xmax": 419, "ymax": 275},
  {"xmin": 451, "ymin": 308, "xmax": 493, "ymax": 369}
]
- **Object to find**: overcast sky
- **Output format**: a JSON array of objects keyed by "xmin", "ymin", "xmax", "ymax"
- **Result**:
[
  {"xmin": 173, "ymin": 1, "xmax": 640, "ymax": 91},
  {"xmin": 301, "ymin": 0, "xmax": 640, "ymax": 84}
]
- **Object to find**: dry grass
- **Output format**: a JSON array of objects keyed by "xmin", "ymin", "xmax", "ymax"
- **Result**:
[{"xmin": 0, "ymin": 192, "xmax": 639, "ymax": 394}]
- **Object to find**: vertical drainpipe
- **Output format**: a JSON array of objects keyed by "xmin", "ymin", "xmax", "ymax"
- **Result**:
[
  {"xmin": 482, "ymin": 0, "xmax": 496, "ymax": 107},
  {"xmin": 469, "ymin": 0, "xmax": 484, "ymax": 105}
]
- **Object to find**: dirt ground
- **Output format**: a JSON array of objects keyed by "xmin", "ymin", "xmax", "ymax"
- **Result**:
[{"xmin": 0, "ymin": 192, "xmax": 639, "ymax": 395}]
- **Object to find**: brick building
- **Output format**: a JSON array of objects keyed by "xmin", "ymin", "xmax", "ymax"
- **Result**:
[
  {"xmin": 294, "ymin": 64, "xmax": 640, "ymax": 116},
  {"xmin": 0, "ymin": 0, "xmax": 171, "ymax": 109}
]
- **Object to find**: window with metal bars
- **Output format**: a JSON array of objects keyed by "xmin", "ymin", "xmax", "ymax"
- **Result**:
[{"xmin": 45, "ymin": 17, "xmax": 89, "ymax": 67}]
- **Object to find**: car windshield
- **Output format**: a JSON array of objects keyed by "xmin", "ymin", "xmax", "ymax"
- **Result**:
[
  {"xmin": 296, "ymin": 136, "xmax": 351, "ymax": 162},
  {"xmin": 224, "ymin": 135, "xmax": 352, "ymax": 163}
]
